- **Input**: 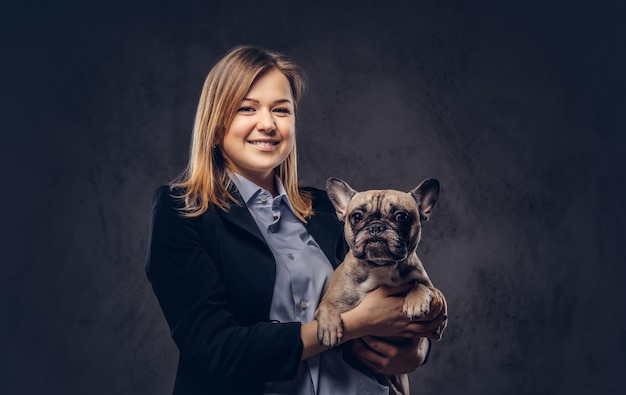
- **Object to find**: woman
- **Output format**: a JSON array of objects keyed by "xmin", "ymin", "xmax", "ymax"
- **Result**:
[{"xmin": 145, "ymin": 45, "xmax": 447, "ymax": 395}]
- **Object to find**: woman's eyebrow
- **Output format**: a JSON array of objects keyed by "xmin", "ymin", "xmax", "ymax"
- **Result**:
[{"xmin": 242, "ymin": 97, "xmax": 292, "ymax": 105}]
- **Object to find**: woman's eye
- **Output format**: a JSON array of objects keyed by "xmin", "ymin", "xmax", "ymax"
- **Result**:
[
  {"xmin": 238, "ymin": 106, "xmax": 254, "ymax": 112},
  {"xmin": 274, "ymin": 107, "xmax": 291, "ymax": 114}
]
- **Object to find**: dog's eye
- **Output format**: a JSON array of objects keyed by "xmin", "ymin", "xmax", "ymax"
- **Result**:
[
  {"xmin": 350, "ymin": 212, "xmax": 363, "ymax": 225},
  {"xmin": 395, "ymin": 212, "xmax": 409, "ymax": 223}
]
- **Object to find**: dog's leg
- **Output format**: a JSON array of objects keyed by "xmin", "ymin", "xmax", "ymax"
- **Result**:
[
  {"xmin": 315, "ymin": 265, "xmax": 359, "ymax": 348},
  {"xmin": 402, "ymin": 282, "xmax": 434, "ymax": 320},
  {"xmin": 314, "ymin": 299, "xmax": 345, "ymax": 348}
]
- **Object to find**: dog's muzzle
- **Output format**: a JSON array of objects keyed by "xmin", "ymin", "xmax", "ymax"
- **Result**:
[
  {"xmin": 367, "ymin": 222, "xmax": 386, "ymax": 236},
  {"xmin": 352, "ymin": 221, "xmax": 408, "ymax": 263}
]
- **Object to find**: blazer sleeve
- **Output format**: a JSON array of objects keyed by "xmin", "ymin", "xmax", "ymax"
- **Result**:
[{"xmin": 145, "ymin": 185, "xmax": 303, "ymax": 382}]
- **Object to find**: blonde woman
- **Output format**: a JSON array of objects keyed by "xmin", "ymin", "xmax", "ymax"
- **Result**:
[{"xmin": 145, "ymin": 45, "xmax": 447, "ymax": 395}]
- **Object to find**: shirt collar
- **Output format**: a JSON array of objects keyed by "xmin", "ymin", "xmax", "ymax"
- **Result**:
[{"xmin": 228, "ymin": 171, "xmax": 294, "ymax": 211}]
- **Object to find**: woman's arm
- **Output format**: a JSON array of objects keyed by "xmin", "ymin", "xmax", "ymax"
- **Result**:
[
  {"xmin": 145, "ymin": 186, "xmax": 302, "ymax": 382},
  {"xmin": 300, "ymin": 285, "xmax": 446, "ymax": 361}
]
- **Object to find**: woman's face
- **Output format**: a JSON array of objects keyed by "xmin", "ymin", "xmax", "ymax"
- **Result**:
[{"xmin": 221, "ymin": 68, "xmax": 295, "ymax": 187}]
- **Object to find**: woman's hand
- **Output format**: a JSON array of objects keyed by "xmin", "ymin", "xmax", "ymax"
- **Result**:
[
  {"xmin": 350, "ymin": 336, "xmax": 430, "ymax": 375},
  {"xmin": 342, "ymin": 285, "xmax": 447, "ymax": 340},
  {"xmin": 346, "ymin": 285, "xmax": 448, "ymax": 374},
  {"xmin": 303, "ymin": 285, "xmax": 447, "ymax": 363}
]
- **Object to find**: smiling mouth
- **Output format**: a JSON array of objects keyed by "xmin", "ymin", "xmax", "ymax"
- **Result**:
[{"xmin": 248, "ymin": 140, "xmax": 279, "ymax": 147}]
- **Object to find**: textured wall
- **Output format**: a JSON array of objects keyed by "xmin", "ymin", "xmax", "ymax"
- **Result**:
[{"xmin": 2, "ymin": 1, "xmax": 625, "ymax": 394}]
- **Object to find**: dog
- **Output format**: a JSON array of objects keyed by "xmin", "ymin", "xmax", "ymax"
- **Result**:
[{"xmin": 314, "ymin": 177, "xmax": 447, "ymax": 395}]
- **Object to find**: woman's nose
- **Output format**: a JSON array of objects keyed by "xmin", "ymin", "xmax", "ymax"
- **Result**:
[{"xmin": 256, "ymin": 110, "xmax": 275, "ymax": 132}]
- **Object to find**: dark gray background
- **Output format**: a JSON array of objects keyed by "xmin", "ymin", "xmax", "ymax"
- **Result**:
[{"xmin": 2, "ymin": 0, "xmax": 625, "ymax": 394}]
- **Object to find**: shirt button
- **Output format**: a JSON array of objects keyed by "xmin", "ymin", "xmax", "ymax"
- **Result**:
[
  {"xmin": 260, "ymin": 194, "xmax": 268, "ymax": 202},
  {"xmin": 300, "ymin": 300, "xmax": 308, "ymax": 310},
  {"xmin": 287, "ymin": 253, "xmax": 295, "ymax": 260}
]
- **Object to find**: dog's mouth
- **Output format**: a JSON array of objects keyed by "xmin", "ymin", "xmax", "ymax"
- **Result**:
[
  {"xmin": 354, "ymin": 238, "xmax": 408, "ymax": 264},
  {"xmin": 363, "ymin": 239, "xmax": 391, "ymax": 260}
]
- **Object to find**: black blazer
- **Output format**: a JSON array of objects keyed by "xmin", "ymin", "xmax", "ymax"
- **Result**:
[{"xmin": 145, "ymin": 184, "xmax": 348, "ymax": 395}]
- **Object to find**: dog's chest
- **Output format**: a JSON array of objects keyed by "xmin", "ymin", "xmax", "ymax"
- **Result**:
[{"xmin": 355, "ymin": 264, "xmax": 417, "ymax": 293}]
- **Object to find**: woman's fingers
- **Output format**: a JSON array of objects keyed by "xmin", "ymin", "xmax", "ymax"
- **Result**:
[
  {"xmin": 351, "ymin": 336, "xmax": 425, "ymax": 375},
  {"xmin": 350, "ymin": 337, "xmax": 394, "ymax": 373}
]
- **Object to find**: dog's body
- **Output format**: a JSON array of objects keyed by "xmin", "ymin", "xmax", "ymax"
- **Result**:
[{"xmin": 315, "ymin": 178, "xmax": 446, "ymax": 395}]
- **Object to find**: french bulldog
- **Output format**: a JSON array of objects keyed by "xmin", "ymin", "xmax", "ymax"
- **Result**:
[{"xmin": 314, "ymin": 177, "xmax": 447, "ymax": 395}]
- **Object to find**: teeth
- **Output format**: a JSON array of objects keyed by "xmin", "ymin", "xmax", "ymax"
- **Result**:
[{"xmin": 250, "ymin": 141, "xmax": 277, "ymax": 146}]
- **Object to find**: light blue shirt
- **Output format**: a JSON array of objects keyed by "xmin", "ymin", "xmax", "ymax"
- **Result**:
[{"xmin": 229, "ymin": 172, "xmax": 388, "ymax": 395}]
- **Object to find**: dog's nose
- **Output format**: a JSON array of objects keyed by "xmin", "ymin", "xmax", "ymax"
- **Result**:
[{"xmin": 368, "ymin": 223, "xmax": 385, "ymax": 236}]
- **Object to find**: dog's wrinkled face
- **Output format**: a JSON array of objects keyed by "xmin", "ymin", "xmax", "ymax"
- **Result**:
[
  {"xmin": 346, "ymin": 191, "xmax": 420, "ymax": 263},
  {"xmin": 326, "ymin": 178, "xmax": 439, "ymax": 265}
]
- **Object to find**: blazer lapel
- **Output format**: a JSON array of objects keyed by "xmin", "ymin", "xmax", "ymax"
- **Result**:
[
  {"xmin": 206, "ymin": 188, "xmax": 276, "ymax": 321},
  {"xmin": 215, "ymin": 187, "xmax": 268, "ymax": 246}
]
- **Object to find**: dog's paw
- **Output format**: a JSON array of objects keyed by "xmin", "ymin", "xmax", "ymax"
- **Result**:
[
  {"xmin": 315, "ymin": 308, "xmax": 344, "ymax": 348},
  {"xmin": 429, "ymin": 325, "xmax": 444, "ymax": 341},
  {"xmin": 402, "ymin": 286, "xmax": 433, "ymax": 320},
  {"xmin": 429, "ymin": 287, "xmax": 448, "ymax": 341}
]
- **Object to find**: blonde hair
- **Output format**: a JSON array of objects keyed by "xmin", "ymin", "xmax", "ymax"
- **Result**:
[{"xmin": 172, "ymin": 45, "xmax": 312, "ymax": 221}]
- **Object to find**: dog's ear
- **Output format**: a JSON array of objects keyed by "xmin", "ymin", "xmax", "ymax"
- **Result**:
[
  {"xmin": 326, "ymin": 177, "xmax": 358, "ymax": 222},
  {"xmin": 410, "ymin": 179, "xmax": 440, "ymax": 221}
]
